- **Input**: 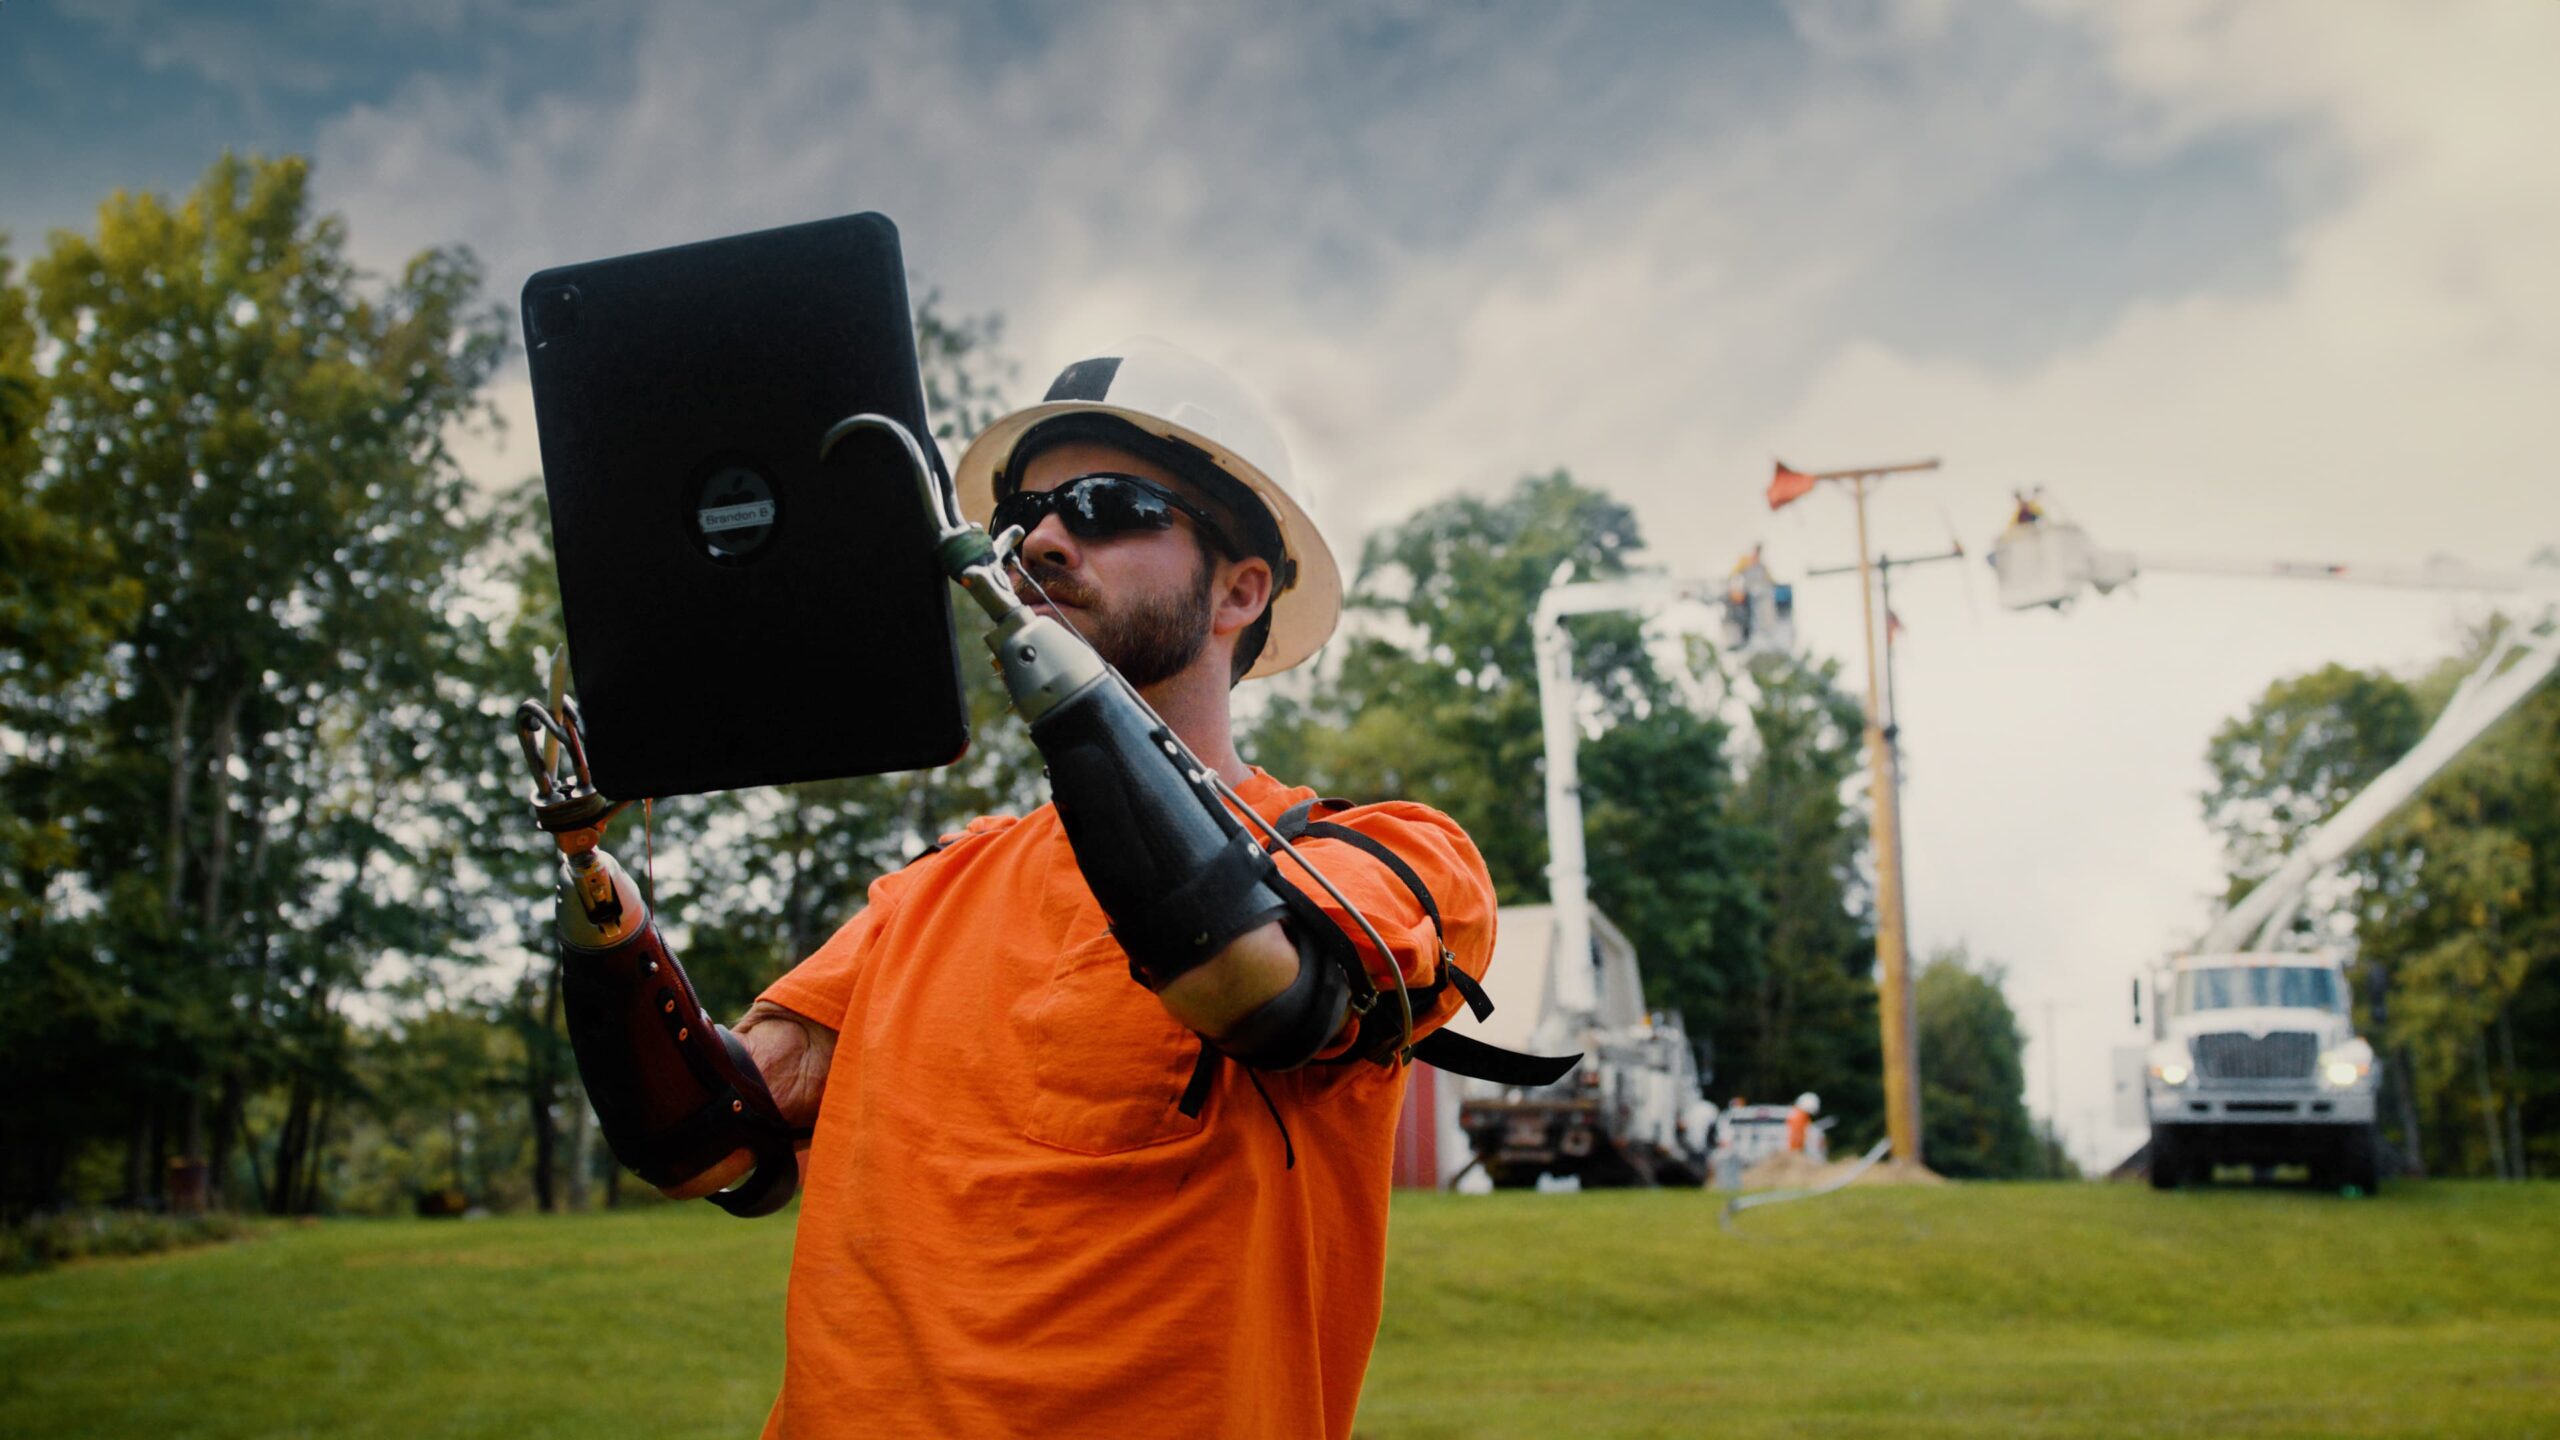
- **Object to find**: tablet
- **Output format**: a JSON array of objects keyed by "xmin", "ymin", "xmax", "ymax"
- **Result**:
[{"xmin": 523, "ymin": 212, "xmax": 969, "ymax": 800}]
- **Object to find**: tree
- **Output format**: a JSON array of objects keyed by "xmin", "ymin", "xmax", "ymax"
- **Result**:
[
  {"xmin": 2204, "ymin": 663, "xmax": 2424, "ymax": 938},
  {"xmin": 0, "ymin": 153, "xmax": 506, "ymax": 1213},
  {"xmin": 1914, "ymin": 947, "xmax": 2039, "ymax": 1179},
  {"xmin": 0, "ymin": 245, "xmax": 148, "ymax": 1213}
]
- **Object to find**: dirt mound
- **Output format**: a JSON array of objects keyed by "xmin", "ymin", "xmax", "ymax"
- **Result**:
[
  {"xmin": 1738, "ymin": 1152, "xmax": 1834, "ymax": 1189},
  {"xmin": 1740, "ymin": 1153, "xmax": 1945, "ymax": 1190}
]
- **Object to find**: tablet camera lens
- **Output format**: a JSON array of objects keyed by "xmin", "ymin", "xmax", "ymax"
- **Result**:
[{"xmin": 528, "ymin": 284, "xmax": 581, "ymax": 341}]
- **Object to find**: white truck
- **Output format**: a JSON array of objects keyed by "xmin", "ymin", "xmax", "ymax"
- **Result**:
[
  {"xmin": 1992, "ymin": 499, "xmax": 2560, "ymax": 1192},
  {"xmin": 2141, "ymin": 953, "xmax": 2379, "ymax": 1190}
]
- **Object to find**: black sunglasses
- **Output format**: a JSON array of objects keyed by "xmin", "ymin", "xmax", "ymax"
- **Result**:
[{"xmin": 991, "ymin": 473, "xmax": 1241, "ymax": 558}]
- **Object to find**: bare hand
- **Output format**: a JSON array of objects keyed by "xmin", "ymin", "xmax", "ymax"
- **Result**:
[
  {"xmin": 653, "ymin": 1000, "xmax": 836, "ymax": 1201},
  {"xmin": 731, "ymin": 999, "xmax": 836, "ymax": 1132}
]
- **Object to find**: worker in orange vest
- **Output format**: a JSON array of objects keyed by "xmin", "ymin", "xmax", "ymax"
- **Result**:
[{"xmin": 1787, "ymin": 1092, "xmax": 1822, "ymax": 1153}]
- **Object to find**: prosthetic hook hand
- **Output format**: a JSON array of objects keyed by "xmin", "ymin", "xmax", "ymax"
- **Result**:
[
  {"xmin": 512, "ymin": 701, "xmax": 803, "ymax": 1217},
  {"xmin": 824, "ymin": 415, "xmax": 1370, "ymax": 1070}
]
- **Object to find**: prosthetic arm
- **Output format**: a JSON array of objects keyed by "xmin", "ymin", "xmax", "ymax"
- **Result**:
[{"xmin": 514, "ymin": 702, "xmax": 803, "ymax": 1217}]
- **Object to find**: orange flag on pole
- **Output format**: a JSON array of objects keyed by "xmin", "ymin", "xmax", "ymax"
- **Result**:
[{"xmin": 1768, "ymin": 461, "xmax": 1817, "ymax": 511}]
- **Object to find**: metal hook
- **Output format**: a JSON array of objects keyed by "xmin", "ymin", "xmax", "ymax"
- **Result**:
[
  {"xmin": 515, "ymin": 699, "xmax": 571, "ymax": 800},
  {"xmin": 512, "ymin": 696, "xmax": 619, "ymax": 834},
  {"xmin": 818, "ymin": 412, "xmax": 967, "ymax": 539}
]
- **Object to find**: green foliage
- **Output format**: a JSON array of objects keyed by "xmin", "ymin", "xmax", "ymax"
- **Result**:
[
  {"xmin": 0, "ymin": 1207, "xmax": 258, "ymax": 1276},
  {"xmin": 2204, "ymin": 662, "xmax": 2425, "ymax": 941},
  {"xmin": 1915, "ymin": 946, "xmax": 2041, "ymax": 1179},
  {"xmin": 0, "ymin": 247, "xmax": 143, "ymax": 927},
  {"xmin": 0, "ymin": 153, "xmax": 507, "ymax": 1214},
  {"xmin": 2204, "ymin": 630, "xmax": 2559, "ymax": 1178}
]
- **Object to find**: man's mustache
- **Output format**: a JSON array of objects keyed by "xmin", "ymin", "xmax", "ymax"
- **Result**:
[{"xmin": 1016, "ymin": 560, "xmax": 1100, "ymax": 610}]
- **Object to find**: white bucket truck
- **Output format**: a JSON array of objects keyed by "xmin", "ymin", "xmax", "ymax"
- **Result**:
[{"xmin": 2142, "ymin": 953, "xmax": 2379, "ymax": 1190}]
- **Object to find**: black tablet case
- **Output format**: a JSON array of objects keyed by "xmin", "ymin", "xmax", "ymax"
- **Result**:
[{"xmin": 523, "ymin": 213, "xmax": 968, "ymax": 800}]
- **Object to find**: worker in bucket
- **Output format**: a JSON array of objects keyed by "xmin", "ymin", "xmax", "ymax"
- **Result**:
[{"xmin": 583, "ymin": 341, "xmax": 1558, "ymax": 1439}]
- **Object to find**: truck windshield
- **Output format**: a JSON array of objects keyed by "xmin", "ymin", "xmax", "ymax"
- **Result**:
[{"xmin": 2176, "ymin": 967, "xmax": 2344, "ymax": 1014}]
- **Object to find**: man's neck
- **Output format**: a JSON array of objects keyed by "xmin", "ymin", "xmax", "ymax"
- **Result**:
[{"xmin": 1138, "ymin": 664, "xmax": 1252, "ymax": 787}]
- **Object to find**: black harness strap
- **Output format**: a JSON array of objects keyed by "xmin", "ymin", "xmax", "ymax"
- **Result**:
[
  {"xmin": 1268, "ymin": 798, "xmax": 1579, "ymax": 1083},
  {"xmin": 1411, "ymin": 1028, "xmax": 1579, "ymax": 1088},
  {"xmin": 1179, "ymin": 1041, "xmax": 1222, "ymax": 1118}
]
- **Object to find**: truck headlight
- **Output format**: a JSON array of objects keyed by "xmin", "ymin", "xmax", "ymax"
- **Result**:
[
  {"xmin": 2319, "ymin": 1039, "xmax": 2375, "ymax": 1088},
  {"xmin": 2151, "ymin": 1060, "xmax": 2191, "ymax": 1087}
]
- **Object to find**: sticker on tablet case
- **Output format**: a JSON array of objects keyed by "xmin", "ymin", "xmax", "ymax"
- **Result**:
[{"xmin": 692, "ymin": 465, "xmax": 778, "ymax": 562}]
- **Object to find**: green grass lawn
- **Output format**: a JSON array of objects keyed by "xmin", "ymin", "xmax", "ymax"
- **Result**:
[{"xmin": 4, "ymin": 1182, "xmax": 2555, "ymax": 1438}]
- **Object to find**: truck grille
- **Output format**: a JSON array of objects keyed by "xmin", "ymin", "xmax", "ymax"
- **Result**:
[{"xmin": 2193, "ymin": 1031, "xmax": 2317, "ymax": 1081}]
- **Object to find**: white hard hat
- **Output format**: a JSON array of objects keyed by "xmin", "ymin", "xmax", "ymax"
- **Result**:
[
  {"xmin": 954, "ymin": 338, "xmax": 1342, "ymax": 679},
  {"xmin": 1794, "ymin": 1092, "xmax": 1821, "ymax": 1115}
]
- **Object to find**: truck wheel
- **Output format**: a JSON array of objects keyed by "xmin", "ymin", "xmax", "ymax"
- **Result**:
[
  {"xmin": 2339, "ymin": 1124, "xmax": 2382, "ymax": 1196},
  {"xmin": 2147, "ymin": 1129, "xmax": 2181, "ymax": 1191}
]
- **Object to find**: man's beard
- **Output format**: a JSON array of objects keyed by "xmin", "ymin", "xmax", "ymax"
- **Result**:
[{"xmin": 1019, "ymin": 553, "xmax": 1216, "ymax": 688}]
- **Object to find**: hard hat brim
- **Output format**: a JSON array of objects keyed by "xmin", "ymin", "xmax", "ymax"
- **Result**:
[{"xmin": 955, "ymin": 400, "xmax": 1343, "ymax": 680}]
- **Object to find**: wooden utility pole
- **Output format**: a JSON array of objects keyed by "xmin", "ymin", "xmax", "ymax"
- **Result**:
[
  {"xmin": 1805, "ymin": 541, "xmax": 1966, "ymax": 955},
  {"xmin": 1788, "ymin": 458, "xmax": 1940, "ymax": 1169}
]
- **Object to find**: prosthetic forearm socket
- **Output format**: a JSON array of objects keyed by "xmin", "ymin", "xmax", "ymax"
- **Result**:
[
  {"xmin": 556, "ymin": 844, "xmax": 801, "ymax": 1217},
  {"xmin": 992, "ymin": 607, "xmax": 1349, "ymax": 1065}
]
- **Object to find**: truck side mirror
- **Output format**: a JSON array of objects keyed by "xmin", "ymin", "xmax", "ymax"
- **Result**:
[{"xmin": 2131, "ymin": 977, "xmax": 2143, "ymax": 1028}]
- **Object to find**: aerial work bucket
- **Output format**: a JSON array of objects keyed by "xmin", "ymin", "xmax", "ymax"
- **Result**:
[
  {"xmin": 1988, "ymin": 496, "xmax": 2135, "ymax": 610},
  {"xmin": 1721, "ymin": 548, "xmax": 1797, "ymax": 657}
]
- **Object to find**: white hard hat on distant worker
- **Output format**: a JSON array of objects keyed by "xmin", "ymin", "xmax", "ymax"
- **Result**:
[
  {"xmin": 954, "ymin": 338, "xmax": 1343, "ymax": 679},
  {"xmin": 1794, "ymin": 1092, "xmax": 1822, "ymax": 1115}
]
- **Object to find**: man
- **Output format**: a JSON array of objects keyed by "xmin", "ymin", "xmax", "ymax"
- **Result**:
[{"xmin": 721, "ymin": 341, "xmax": 1499, "ymax": 1439}]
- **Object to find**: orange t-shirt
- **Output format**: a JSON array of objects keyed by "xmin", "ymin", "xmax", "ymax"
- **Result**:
[{"xmin": 756, "ymin": 769, "xmax": 1494, "ymax": 1440}]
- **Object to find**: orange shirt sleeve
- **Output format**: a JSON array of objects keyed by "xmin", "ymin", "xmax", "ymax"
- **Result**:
[
  {"xmin": 1270, "ymin": 800, "xmax": 1497, "ymax": 1058},
  {"xmin": 757, "ymin": 871, "xmax": 903, "ymax": 1033}
]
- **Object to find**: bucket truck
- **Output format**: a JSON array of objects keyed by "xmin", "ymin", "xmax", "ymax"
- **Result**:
[
  {"xmin": 1450, "ymin": 566, "xmax": 1774, "ymax": 1188},
  {"xmin": 1991, "ymin": 500, "xmax": 2560, "ymax": 1190}
]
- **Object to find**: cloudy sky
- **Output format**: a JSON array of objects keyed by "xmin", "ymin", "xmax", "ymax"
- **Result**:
[{"xmin": 10, "ymin": 0, "xmax": 2557, "ymax": 1167}]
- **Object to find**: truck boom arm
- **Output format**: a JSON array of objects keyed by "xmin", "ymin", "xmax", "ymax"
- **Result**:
[
  {"xmin": 1533, "ymin": 568, "xmax": 1724, "ymax": 1021},
  {"xmin": 2198, "ymin": 607, "xmax": 2560, "ymax": 954}
]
